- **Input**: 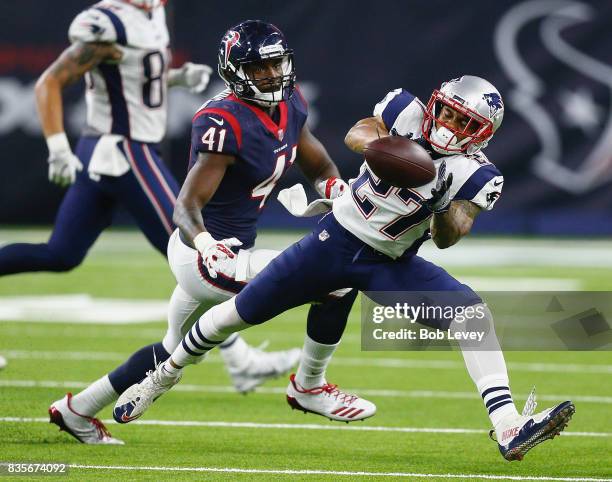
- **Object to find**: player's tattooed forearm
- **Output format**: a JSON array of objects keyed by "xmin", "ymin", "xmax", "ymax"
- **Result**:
[
  {"xmin": 431, "ymin": 200, "xmax": 480, "ymax": 247},
  {"xmin": 451, "ymin": 200, "xmax": 481, "ymax": 221},
  {"xmin": 49, "ymin": 42, "xmax": 119, "ymax": 85},
  {"xmin": 73, "ymin": 42, "xmax": 97, "ymax": 66}
]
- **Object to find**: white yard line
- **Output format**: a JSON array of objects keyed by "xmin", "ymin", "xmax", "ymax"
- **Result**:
[
  {"xmin": 22, "ymin": 464, "xmax": 612, "ymax": 481},
  {"xmin": 0, "ymin": 462, "xmax": 608, "ymax": 481},
  {"xmin": 1, "ymin": 379, "xmax": 611, "ymax": 405},
  {"xmin": 0, "ymin": 417, "xmax": 608, "ymax": 438},
  {"xmin": 460, "ymin": 277, "xmax": 581, "ymax": 290},
  {"xmin": 2, "ymin": 350, "xmax": 611, "ymax": 374},
  {"xmin": 0, "ymin": 295, "xmax": 168, "ymax": 323}
]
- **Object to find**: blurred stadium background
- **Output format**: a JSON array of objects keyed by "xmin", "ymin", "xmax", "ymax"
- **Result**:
[
  {"xmin": 1, "ymin": 0, "xmax": 611, "ymax": 480},
  {"xmin": 3, "ymin": 0, "xmax": 612, "ymax": 233}
]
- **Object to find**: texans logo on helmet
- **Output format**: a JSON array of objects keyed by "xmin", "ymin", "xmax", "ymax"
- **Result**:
[
  {"xmin": 495, "ymin": 0, "xmax": 612, "ymax": 194},
  {"xmin": 221, "ymin": 30, "xmax": 240, "ymax": 69},
  {"xmin": 483, "ymin": 93, "xmax": 503, "ymax": 116}
]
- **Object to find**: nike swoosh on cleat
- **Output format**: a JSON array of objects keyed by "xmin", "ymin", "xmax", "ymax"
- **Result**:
[
  {"xmin": 208, "ymin": 116, "xmax": 224, "ymax": 126},
  {"xmin": 493, "ymin": 180, "xmax": 503, "ymax": 186},
  {"xmin": 120, "ymin": 411, "xmax": 139, "ymax": 423}
]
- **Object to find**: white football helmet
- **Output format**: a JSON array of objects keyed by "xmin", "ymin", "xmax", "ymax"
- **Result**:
[
  {"xmin": 422, "ymin": 75, "xmax": 504, "ymax": 155},
  {"xmin": 123, "ymin": 0, "xmax": 166, "ymax": 11}
]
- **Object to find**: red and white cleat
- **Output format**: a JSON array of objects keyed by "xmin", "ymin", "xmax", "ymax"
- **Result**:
[
  {"xmin": 49, "ymin": 393, "xmax": 124, "ymax": 445},
  {"xmin": 286, "ymin": 374, "xmax": 376, "ymax": 422}
]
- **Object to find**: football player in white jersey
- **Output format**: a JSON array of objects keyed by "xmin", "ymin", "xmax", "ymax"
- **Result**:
[
  {"xmin": 116, "ymin": 75, "xmax": 575, "ymax": 461},
  {"xmin": 0, "ymin": 0, "xmax": 302, "ymax": 445}
]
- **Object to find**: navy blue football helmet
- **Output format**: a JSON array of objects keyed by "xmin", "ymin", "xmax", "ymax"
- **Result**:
[{"xmin": 218, "ymin": 20, "xmax": 295, "ymax": 106}]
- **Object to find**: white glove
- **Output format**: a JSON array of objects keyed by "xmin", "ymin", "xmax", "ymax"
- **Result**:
[
  {"xmin": 46, "ymin": 133, "xmax": 83, "ymax": 187},
  {"xmin": 174, "ymin": 62, "xmax": 213, "ymax": 93},
  {"xmin": 193, "ymin": 232, "xmax": 243, "ymax": 278},
  {"xmin": 316, "ymin": 176, "xmax": 348, "ymax": 200}
]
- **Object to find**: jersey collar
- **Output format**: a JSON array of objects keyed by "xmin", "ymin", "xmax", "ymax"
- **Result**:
[{"xmin": 228, "ymin": 94, "xmax": 288, "ymax": 141}]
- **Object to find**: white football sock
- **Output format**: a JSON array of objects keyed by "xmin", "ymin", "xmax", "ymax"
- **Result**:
[
  {"xmin": 172, "ymin": 298, "xmax": 249, "ymax": 368},
  {"xmin": 70, "ymin": 375, "xmax": 117, "ymax": 416},
  {"xmin": 453, "ymin": 304, "xmax": 519, "ymax": 427},
  {"xmin": 295, "ymin": 335, "xmax": 339, "ymax": 389}
]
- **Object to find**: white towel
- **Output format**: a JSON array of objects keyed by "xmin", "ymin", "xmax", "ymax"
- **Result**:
[
  {"xmin": 88, "ymin": 135, "xmax": 130, "ymax": 178},
  {"xmin": 277, "ymin": 183, "xmax": 333, "ymax": 217}
]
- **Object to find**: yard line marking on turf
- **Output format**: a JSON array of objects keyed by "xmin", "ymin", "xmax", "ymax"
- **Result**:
[
  {"xmin": 2, "ymin": 350, "xmax": 126, "ymax": 361},
  {"xmin": 0, "ymin": 295, "xmax": 168, "ymax": 323},
  {"xmin": 332, "ymin": 357, "xmax": 612, "ymax": 375},
  {"xmin": 2, "ymin": 379, "xmax": 612, "ymax": 405},
  {"xmin": 1, "ymin": 417, "xmax": 609, "ymax": 438},
  {"xmin": 0, "ymin": 463, "xmax": 609, "ymax": 481},
  {"xmin": 460, "ymin": 277, "xmax": 581, "ymax": 291},
  {"xmin": 3, "ymin": 350, "xmax": 612, "ymax": 375}
]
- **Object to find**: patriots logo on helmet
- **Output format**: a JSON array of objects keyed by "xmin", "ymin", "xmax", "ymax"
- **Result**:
[
  {"xmin": 483, "ymin": 93, "xmax": 503, "ymax": 116},
  {"xmin": 221, "ymin": 30, "xmax": 241, "ymax": 69}
]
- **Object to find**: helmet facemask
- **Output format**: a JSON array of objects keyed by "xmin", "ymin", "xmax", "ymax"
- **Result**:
[
  {"xmin": 422, "ymin": 90, "xmax": 494, "ymax": 155},
  {"xmin": 221, "ymin": 53, "xmax": 295, "ymax": 107}
]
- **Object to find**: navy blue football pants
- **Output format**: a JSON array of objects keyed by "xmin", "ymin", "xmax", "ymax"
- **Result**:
[
  {"xmin": 0, "ymin": 136, "xmax": 178, "ymax": 274},
  {"xmin": 236, "ymin": 213, "xmax": 481, "ymax": 328}
]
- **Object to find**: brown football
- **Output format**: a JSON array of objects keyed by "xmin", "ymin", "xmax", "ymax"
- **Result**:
[{"xmin": 363, "ymin": 136, "xmax": 435, "ymax": 188}]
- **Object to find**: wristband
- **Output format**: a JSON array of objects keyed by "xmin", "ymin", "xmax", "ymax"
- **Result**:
[{"xmin": 316, "ymin": 177, "xmax": 339, "ymax": 199}]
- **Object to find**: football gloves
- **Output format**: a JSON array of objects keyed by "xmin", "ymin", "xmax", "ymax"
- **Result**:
[
  {"xmin": 425, "ymin": 160, "xmax": 453, "ymax": 214},
  {"xmin": 316, "ymin": 177, "xmax": 348, "ymax": 200},
  {"xmin": 46, "ymin": 133, "xmax": 83, "ymax": 187},
  {"xmin": 193, "ymin": 231, "xmax": 243, "ymax": 279},
  {"xmin": 171, "ymin": 62, "xmax": 213, "ymax": 94}
]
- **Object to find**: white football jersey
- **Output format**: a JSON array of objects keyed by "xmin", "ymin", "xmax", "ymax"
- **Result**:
[
  {"xmin": 68, "ymin": 0, "xmax": 170, "ymax": 143},
  {"xmin": 333, "ymin": 88, "xmax": 504, "ymax": 259}
]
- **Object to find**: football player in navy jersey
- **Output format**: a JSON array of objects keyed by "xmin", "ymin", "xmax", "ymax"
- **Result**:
[
  {"xmin": 2, "ymin": 3, "xmax": 315, "ymax": 445},
  {"xmin": 112, "ymin": 19, "xmax": 357, "ymax": 430},
  {"xmin": 116, "ymin": 75, "xmax": 574, "ymax": 461}
]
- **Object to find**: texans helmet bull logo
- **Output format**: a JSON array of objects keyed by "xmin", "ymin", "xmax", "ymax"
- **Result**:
[{"xmin": 221, "ymin": 30, "xmax": 240, "ymax": 69}]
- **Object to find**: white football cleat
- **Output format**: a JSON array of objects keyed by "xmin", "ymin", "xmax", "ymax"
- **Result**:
[
  {"xmin": 113, "ymin": 366, "xmax": 181, "ymax": 423},
  {"xmin": 48, "ymin": 393, "xmax": 123, "ymax": 445},
  {"xmin": 286, "ymin": 374, "xmax": 376, "ymax": 422},
  {"xmin": 492, "ymin": 400, "xmax": 575, "ymax": 461},
  {"xmin": 225, "ymin": 346, "xmax": 301, "ymax": 393},
  {"xmin": 0, "ymin": 355, "xmax": 7, "ymax": 370}
]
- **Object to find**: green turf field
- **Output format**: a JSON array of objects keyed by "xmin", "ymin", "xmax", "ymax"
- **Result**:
[{"xmin": 0, "ymin": 229, "xmax": 610, "ymax": 481}]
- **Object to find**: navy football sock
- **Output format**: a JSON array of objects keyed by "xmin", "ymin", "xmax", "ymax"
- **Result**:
[
  {"xmin": 108, "ymin": 342, "xmax": 170, "ymax": 394},
  {"xmin": 0, "ymin": 243, "xmax": 82, "ymax": 275},
  {"xmin": 306, "ymin": 289, "xmax": 358, "ymax": 345}
]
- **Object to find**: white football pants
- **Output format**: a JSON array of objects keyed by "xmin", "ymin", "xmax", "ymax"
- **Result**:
[{"xmin": 161, "ymin": 229, "xmax": 280, "ymax": 352}]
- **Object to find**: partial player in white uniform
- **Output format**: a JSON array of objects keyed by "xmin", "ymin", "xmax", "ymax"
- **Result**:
[
  {"xmin": 334, "ymin": 80, "xmax": 504, "ymax": 258},
  {"xmin": 0, "ymin": 0, "xmax": 300, "ymax": 445},
  {"xmin": 115, "ymin": 75, "xmax": 574, "ymax": 461}
]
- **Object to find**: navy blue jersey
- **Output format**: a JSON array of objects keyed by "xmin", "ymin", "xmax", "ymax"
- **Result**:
[{"xmin": 189, "ymin": 89, "xmax": 308, "ymax": 248}]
